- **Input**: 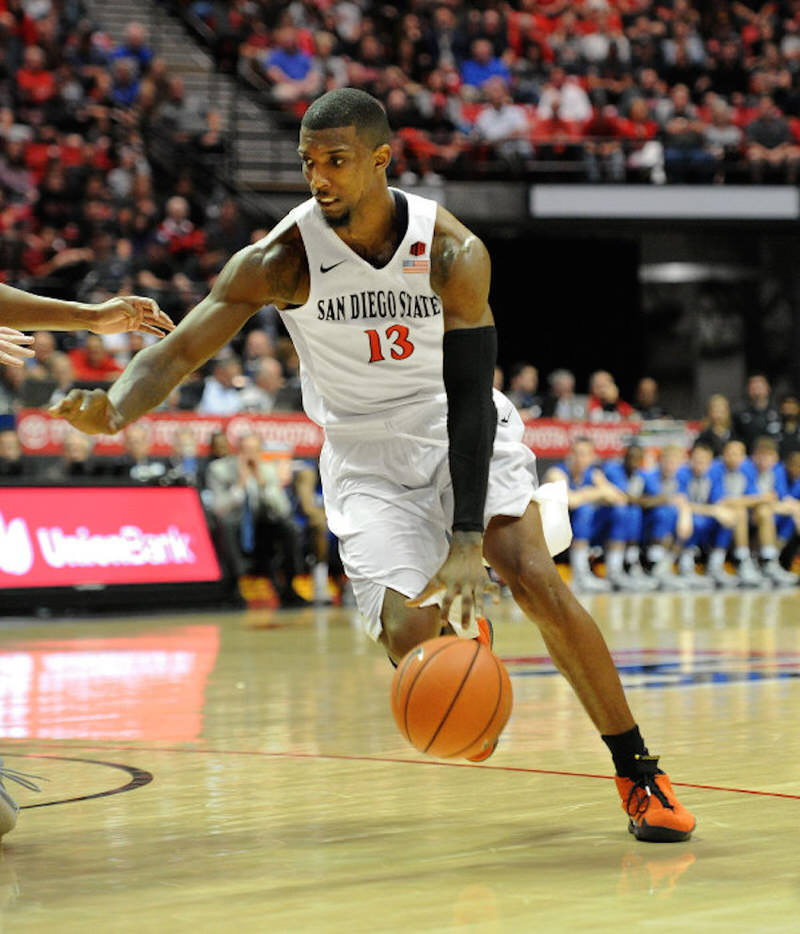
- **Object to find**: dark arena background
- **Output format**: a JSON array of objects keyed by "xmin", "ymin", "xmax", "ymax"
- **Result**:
[{"xmin": 1, "ymin": 1, "xmax": 799, "ymax": 931}]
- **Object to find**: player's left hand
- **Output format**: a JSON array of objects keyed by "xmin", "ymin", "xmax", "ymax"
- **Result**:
[
  {"xmin": 49, "ymin": 388, "xmax": 123, "ymax": 435},
  {"xmin": 0, "ymin": 327, "xmax": 34, "ymax": 367},
  {"xmin": 407, "ymin": 531, "xmax": 499, "ymax": 631},
  {"xmin": 84, "ymin": 296, "xmax": 175, "ymax": 337}
]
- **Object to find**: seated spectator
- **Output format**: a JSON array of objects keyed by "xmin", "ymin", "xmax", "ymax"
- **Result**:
[
  {"xmin": 110, "ymin": 58, "xmax": 140, "ymax": 109},
  {"xmin": 199, "ymin": 430, "xmax": 231, "ymax": 489},
  {"xmin": 204, "ymin": 198, "xmax": 251, "ymax": 275},
  {"xmin": 695, "ymin": 393, "xmax": 733, "ymax": 456},
  {"xmin": 167, "ymin": 426, "xmax": 201, "ymax": 486},
  {"xmin": 659, "ymin": 84, "xmax": 715, "ymax": 183},
  {"xmin": 472, "ymin": 77, "xmax": 532, "ymax": 171},
  {"xmin": 533, "ymin": 96, "xmax": 584, "ymax": 166},
  {"xmin": 16, "ymin": 46, "xmax": 56, "ymax": 113},
  {"xmin": 110, "ymin": 22, "xmax": 153, "ymax": 77},
  {"xmin": 0, "ymin": 428, "xmax": 23, "ymax": 477},
  {"xmin": 583, "ymin": 106, "xmax": 626, "ymax": 183},
  {"xmin": 67, "ymin": 334, "xmax": 123, "ymax": 382},
  {"xmin": 749, "ymin": 436, "xmax": 800, "ymax": 584},
  {"xmin": 46, "ymin": 352, "xmax": 77, "ymax": 406},
  {"xmin": 634, "ymin": 376, "xmax": 669, "ymax": 419},
  {"xmin": 264, "ymin": 26, "xmax": 319, "ymax": 105},
  {"xmin": 312, "ymin": 31, "xmax": 348, "ymax": 93},
  {"xmin": 28, "ymin": 331, "xmax": 56, "ymax": 370},
  {"xmin": 113, "ymin": 423, "xmax": 168, "ymax": 483},
  {"xmin": 602, "ymin": 444, "xmax": 658, "ymax": 590},
  {"xmin": 198, "ymin": 356, "xmax": 243, "ymax": 415},
  {"xmin": 156, "ymin": 195, "xmax": 205, "ymax": 264},
  {"xmin": 505, "ymin": 361, "xmax": 542, "ymax": 419},
  {"xmin": 45, "ymin": 431, "xmax": 104, "ymax": 480},
  {"xmin": 587, "ymin": 370, "xmax": 635, "ymax": 421},
  {"xmin": 240, "ymin": 328, "xmax": 274, "ymax": 379},
  {"xmin": 745, "ymin": 95, "xmax": 800, "ymax": 183},
  {"xmin": 239, "ymin": 356, "xmax": 302, "ymax": 413},
  {"xmin": 544, "ymin": 437, "xmax": 628, "ymax": 593},
  {"xmin": 460, "ymin": 38, "xmax": 510, "ymax": 93},
  {"xmin": 537, "ymin": 67, "xmax": 592, "ymax": 124},
  {"xmin": 673, "ymin": 439, "xmax": 740, "ymax": 587},
  {"xmin": 621, "ymin": 98, "xmax": 663, "ymax": 183},
  {"xmin": 292, "ymin": 463, "xmax": 336, "ymax": 604},
  {"xmin": 0, "ymin": 138, "xmax": 36, "ymax": 204},
  {"xmin": 638, "ymin": 443, "xmax": 691, "ymax": 587},
  {"xmin": 778, "ymin": 393, "xmax": 800, "ymax": 457},
  {"xmin": 710, "ymin": 438, "xmax": 776, "ymax": 586},
  {"xmin": 733, "ymin": 372, "xmax": 782, "ymax": 452},
  {"xmin": 204, "ymin": 432, "xmax": 306, "ymax": 605},
  {"xmin": 704, "ymin": 98, "xmax": 743, "ymax": 182},
  {"xmin": 541, "ymin": 368, "xmax": 586, "ymax": 419}
]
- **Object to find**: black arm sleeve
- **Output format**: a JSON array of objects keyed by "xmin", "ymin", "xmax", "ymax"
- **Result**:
[{"xmin": 443, "ymin": 326, "xmax": 497, "ymax": 533}]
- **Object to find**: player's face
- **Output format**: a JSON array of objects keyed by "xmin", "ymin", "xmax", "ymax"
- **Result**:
[
  {"xmin": 624, "ymin": 447, "xmax": 643, "ymax": 471},
  {"xmin": 786, "ymin": 453, "xmax": 800, "ymax": 481},
  {"xmin": 752, "ymin": 449, "xmax": 777, "ymax": 472},
  {"xmin": 722, "ymin": 442, "xmax": 746, "ymax": 470},
  {"xmin": 690, "ymin": 447, "xmax": 712, "ymax": 474},
  {"xmin": 298, "ymin": 125, "xmax": 386, "ymax": 229},
  {"xmin": 571, "ymin": 442, "xmax": 595, "ymax": 472},
  {"xmin": 661, "ymin": 448, "xmax": 685, "ymax": 476}
]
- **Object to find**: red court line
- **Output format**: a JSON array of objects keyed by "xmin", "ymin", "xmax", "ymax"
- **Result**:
[{"xmin": 12, "ymin": 744, "xmax": 800, "ymax": 801}]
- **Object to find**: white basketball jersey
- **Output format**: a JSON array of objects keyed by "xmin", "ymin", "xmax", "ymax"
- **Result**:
[{"xmin": 277, "ymin": 189, "xmax": 445, "ymax": 428}]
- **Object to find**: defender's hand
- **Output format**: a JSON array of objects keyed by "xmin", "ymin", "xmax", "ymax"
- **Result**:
[
  {"xmin": 49, "ymin": 388, "xmax": 123, "ymax": 435},
  {"xmin": 0, "ymin": 327, "xmax": 34, "ymax": 367},
  {"xmin": 407, "ymin": 531, "xmax": 499, "ymax": 631},
  {"xmin": 84, "ymin": 296, "xmax": 175, "ymax": 337}
]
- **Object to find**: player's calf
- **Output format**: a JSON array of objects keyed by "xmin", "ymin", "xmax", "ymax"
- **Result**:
[{"xmin": 381, "ymin": 593, "xmax": 442, "ymax": 666}]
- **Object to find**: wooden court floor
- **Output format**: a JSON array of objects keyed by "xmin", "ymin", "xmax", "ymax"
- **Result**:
[{"xmin": 0, "ymin": 590, "xmax": 798, "ymax": 933}]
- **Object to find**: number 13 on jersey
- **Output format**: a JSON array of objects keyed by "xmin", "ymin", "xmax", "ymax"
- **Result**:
[{"xmin": 364, "ymin": 325, "xmax": 415, "ymax": 363}]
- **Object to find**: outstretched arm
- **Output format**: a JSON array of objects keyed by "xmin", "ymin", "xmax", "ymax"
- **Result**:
[
  {"xmin": 408, "ymin": 206, "xmax": 497, "ymax": 628},
  {"xmin": 0, "ymin": 282, "xmax": 173, "ymax": 336},
  {"xmin": 50, "ymin": 234, "xmax": 308, "ymax": 434}
]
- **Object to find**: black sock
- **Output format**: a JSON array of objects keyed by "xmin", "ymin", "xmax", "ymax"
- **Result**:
[{"xmin": 601, "ymin": 724, "xmax": 648, "ymax": 779}]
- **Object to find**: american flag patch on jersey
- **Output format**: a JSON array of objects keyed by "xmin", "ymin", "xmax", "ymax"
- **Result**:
[{"xmin": 402, "ymin": 258, "xmax": 429, "ymax": 273}]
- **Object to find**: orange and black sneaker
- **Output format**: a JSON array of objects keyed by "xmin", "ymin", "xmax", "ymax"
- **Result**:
[{"xmin": 615, "ymin": 754, "xmax": 696, "ymax": 843}]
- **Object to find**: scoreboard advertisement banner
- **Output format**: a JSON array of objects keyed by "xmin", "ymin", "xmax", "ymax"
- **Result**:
[
  {"xmin": 0, "ymin": 487, "xmax": 222, "ymax": 589},
  {"xmin": 16, "ymin": 410, "xmax": 698, "ymax": 460}
]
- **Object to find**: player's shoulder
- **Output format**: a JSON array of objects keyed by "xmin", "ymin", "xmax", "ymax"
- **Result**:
[
  {"xmin": 430, "ymin": 204, "xmax": 489, "ymax": 294},
  {"xmin": 244, "ymin": 220, "xmax": 310, "ymax": 307},
  {"xmin": 432, "ymin": 203, "xmax": 486, "ymax": 254}
]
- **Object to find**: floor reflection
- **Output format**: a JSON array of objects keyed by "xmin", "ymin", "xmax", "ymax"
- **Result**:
[{"xmin": 0, "ymin": 625, "xmax": 219, "ymax": 742}]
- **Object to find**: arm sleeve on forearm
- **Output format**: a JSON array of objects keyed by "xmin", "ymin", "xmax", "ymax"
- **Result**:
[{"xmin": 443, "ymin": 326, "xmax": 497, "ymax": 533}]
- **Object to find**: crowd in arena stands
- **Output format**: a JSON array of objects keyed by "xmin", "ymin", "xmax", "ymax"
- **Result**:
[
  {"xmin": 1, "ymin": 7, "xmax": 236, "ymax": 324},
  {"xmin": 169, "ymin": 0, "xmax": 800, "ymax": 183}
]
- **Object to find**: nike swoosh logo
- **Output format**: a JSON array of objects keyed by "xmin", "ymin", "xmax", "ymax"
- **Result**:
[{"xmin": 320, "ymin": 261, "xmax": 345, "ymax": 274}]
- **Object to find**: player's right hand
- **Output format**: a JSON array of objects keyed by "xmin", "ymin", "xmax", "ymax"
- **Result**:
[
  {"xmin": 84, "ymin": 296, "xmax": 175, "ymax": 337},
  {"xmin": 0, "ymin": 327, "xmax": 34, "ymax": 367},
  {"xmin": 49, "ymin": 388, "xmax": 123, "ymax": 435}
]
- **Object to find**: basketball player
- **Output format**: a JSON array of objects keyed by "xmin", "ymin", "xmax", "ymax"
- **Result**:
[
  {"xmin": 0, "ymin": 283, "xmax": 173, "ymax": 840},
  {"xmin": 50, "ymin": 88, "xmax": 695, "ymax": 842}
]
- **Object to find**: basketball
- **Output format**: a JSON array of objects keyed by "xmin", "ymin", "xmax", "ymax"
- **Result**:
[{"xmin": 391, "ymin": 636, "xmax": 513, "ymax": 759}]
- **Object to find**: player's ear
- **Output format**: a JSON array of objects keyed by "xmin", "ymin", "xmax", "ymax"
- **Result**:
[{"xmin": 374, "ymin": 143, "xmax": 392, "ymax": 172}]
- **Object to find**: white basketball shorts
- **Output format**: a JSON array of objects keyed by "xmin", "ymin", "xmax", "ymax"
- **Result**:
[{"xmin": 319, "ymin": 390, "xmax": 572, "ymax": 641}]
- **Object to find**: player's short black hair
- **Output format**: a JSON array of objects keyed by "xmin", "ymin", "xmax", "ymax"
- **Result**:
[
  {"xmin": 301, "ymin": 88, "xmax": 390, "ymax": 149},
  {"xmin": 691, "ymin": 439, "xmax": 715, "ymax": 455}
]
